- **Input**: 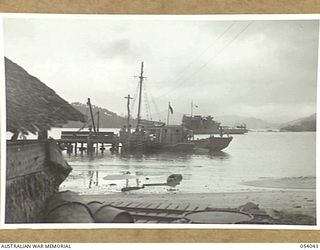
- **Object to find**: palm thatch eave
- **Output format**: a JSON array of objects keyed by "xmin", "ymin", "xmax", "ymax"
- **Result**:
[{"xmin": 5, "ymin": 57, "xmax": 87, "ymax": 134}]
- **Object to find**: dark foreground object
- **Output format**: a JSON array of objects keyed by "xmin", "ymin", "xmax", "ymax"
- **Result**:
[
  {"xmin": 6, "ymin": 141, "xmax": 72, "ymax": 223},
  {"xmin": 43, "ymin": 191, "xmax": 315, "ymax": 225},
  {"xmin": 43, "ymin": 191, "xmax": 133, "ymax": 223},
  {"xmin": 98, "ymin": 200, "xmax": 315, "ymax": 225}
]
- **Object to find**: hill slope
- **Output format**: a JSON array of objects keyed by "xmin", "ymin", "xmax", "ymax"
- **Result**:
[
  {"xmin": 280, "ymin": 113, "xmax": 316, "ymax": 132},
  {"xmin": 63, "ymin": 102, "xmax": 136, "ymax": 128}
]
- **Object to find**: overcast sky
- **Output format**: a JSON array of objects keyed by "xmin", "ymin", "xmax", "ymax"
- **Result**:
[{"xmin": 3, "ymin": 17, "xmax": 319, "ymax": 123}]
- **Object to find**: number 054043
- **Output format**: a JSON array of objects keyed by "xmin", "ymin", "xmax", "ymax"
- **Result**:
[{"xmin": 300, "ymin": 244, "xmax": 319, "ymax": 249}]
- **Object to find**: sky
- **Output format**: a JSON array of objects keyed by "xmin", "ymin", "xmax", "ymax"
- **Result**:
[{"xmin": 3, "ymin": 17, "xmax": 319, "ymax": 124}]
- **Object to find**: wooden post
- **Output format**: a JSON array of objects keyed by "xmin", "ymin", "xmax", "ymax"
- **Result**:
[
  {"xmin": 38, "ymin": 130, "xmax": 48, "ymax": 140},
  {"xmin": 124, "ymin": 94, "xmax": 133, "ymax": 131},
  {"xmin": 67, "ymin": 143, "xmax": 73, "ymax": 154},
  {"xmin": 80, "ymin": 143, "xmax": 84, "ymax": 155},
  {"xmin": 87, "ymin": 140, "xmax": 93, "ymax": 155},
  {"xmin": 87, "ymin": 98, "xmax": 96, "ymax": 132},
  {"xmin": 100, "ymin": 143, "xmax": 105, "ymax": 153}
]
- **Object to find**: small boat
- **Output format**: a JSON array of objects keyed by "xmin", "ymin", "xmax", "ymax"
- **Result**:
[
  {"xmin": 222, "ymin": 124, "xmax": 248, "ymax": 135},
  {"xmin": 193, "ymin": 136, "xmax": 233, "ymax": 151}
]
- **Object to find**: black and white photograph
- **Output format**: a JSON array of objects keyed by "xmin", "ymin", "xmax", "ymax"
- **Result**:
[{"xmin": 2, "ymin": 15, "xmax": 318, "ymax": 226}]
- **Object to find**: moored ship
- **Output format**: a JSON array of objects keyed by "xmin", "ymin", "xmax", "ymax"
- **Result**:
[
  {"xmin": 120, "ymin": 124, "xmax": 233, "ymax": 153},
  {"xmin": 120, "ymin": 62, "xmax": 233, "ymax": 153},
  {"xmin": 221, "ymin": 124, "xmax": 248, "ymax": 135},
  {"xmin": 182, "ymin": 115, "xmax": 221, "ymax": 134}
]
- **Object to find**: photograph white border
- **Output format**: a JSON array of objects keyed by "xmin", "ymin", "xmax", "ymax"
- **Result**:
[{"xmin": 0, "ymin": 13, "xmax": 319, "ymax": 230}]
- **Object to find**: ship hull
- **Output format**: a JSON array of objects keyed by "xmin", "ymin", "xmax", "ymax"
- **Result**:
[
  {"xmin": 222, "ymin": 128, "xmax": 248, "ymax": 135},
  {"xmin": 193, "ymin": 136, "xmax": 233, "ymax": 152},
  {"xmin": 122, "ymin": 142, "xmax": 194, "ymax": 153},
  {"xmin": 191, "ymin": 128, "xmax": 219, "ymax": 134},
  {"xmin": 161, "ymin": 143, "xmax": 195, "ymax": 152}
]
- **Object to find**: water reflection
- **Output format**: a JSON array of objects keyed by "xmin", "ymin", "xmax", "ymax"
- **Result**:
[
  {"xmin": 207, "ymin": 151, "xmax": 230, "ymax": 160},
  {"xmin": 119, "ymin": 151, "xmax": 194, "ymax": 162},
  {"xmin": 65, "ymin": 146, "xmax": 231, "ymax": 162},
  {"xmin": 88, "ymin": 170, "xmax": 99, "ymax": 188}
]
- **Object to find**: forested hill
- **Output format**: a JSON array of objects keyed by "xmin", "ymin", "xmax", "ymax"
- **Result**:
[
  {"xmin": 280, "ymin": 113, "xmax": 316, "ymax": 132},
  {"xmin": 63, "ymin": 102, "xmax": 136, "ymax": 128}
]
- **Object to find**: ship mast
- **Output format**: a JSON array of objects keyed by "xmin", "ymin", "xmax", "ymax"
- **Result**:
[
  {"xmin": 136, "ymin": 61, "xmax": 146, "ymax": 127},
  {"xmin": 87, "ymin": 98, "xmax": 96, "ymax": 132},
  {"xmin": 96, "ymin": 111, "xmax": 100, "ymax": 132},
  {"xmin": 124, "ymin": 94, "xmax": 133, "ymax": 131}
]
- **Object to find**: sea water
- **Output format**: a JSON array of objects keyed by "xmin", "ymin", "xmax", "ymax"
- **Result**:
[{"xmin": 40, "ymin": 128, "xmax": 315, "ymax": 195}]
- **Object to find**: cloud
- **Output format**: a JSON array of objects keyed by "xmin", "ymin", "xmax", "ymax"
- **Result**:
[
  {"xmin": 98, "ymin": 39, "xmax": 138, "ymax": 61},
  {"xmin": 3, "ymin": 18, "xmax": 318, "ymax": 123}
]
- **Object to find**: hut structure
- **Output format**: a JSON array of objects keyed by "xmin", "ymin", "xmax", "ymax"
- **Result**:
[{"xmin": 5, "ymin": 57, "xmax": 86, "ymax": 223}]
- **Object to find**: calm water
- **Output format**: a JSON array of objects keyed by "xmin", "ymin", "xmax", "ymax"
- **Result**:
[{"xmin": 44, "ymin": 129, "xmax": 316, "ymax": 195}]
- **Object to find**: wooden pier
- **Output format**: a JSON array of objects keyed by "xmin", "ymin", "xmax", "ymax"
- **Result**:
[{"xmin": 56, "ymin": 131, "xmax": 120, "ymax": 154}]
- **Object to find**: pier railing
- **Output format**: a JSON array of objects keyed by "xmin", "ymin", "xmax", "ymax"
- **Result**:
[{"xmin": 57, "ymin": 131, "xmax": 119, "ymax": 154}]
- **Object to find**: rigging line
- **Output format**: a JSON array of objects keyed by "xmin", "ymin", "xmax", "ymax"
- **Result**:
[
  {"xmin": 160, "ymin": 21, "xmax": 237, "ymax": 88},
  {"xmin": 130, "ymin": 80, "xmax": 140, "ymax": 114},
  {"xmin": 156, "ymin": 21, "xmax": 254, "ymax": 99},
  {"xmin": 150, "ymin": 91, "xmax": 162, "ymax": 121},
  {"xmin": 144, "ymin": 82, "xmax": 153, "ymax": 120},
  {"xmin": 153, "ymin": 21, "xmax": 236, "ymax": 99},
  {"xmin": 143, "ymin": 83, "xmax": 151, "ymax": 120}
]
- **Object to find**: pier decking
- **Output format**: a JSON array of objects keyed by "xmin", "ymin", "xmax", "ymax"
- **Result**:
[{"xmin": 56, "ymin": 131, "xmax": 120, "ymax": 154}]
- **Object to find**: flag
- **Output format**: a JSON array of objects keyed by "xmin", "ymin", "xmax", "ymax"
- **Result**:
[{"xmin": 169, "ymin": 104, "xmax": 173, "ymax": 114}]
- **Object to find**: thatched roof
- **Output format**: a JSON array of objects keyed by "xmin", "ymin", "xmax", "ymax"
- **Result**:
[{"xmin": 5, "ymin": 57, "xmax": 86, "ymax": 134}]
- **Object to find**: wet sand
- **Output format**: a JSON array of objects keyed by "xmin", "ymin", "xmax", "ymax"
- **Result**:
[{"xmin": 241, "ymin": 177, "xmax": 316, "ymax": 190}]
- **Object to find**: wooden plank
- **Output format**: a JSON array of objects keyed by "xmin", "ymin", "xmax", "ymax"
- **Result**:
[
  {"xmin": 7, "ymin": 142, "xmax": 47, "ymax": 179},
  {"xmin": 107, "ymin": 201, "xmax": 121, "ymax": 207},
  {"xmin": 137, "ymin": 202, "xmax": 153, "ymax": 209},
  {"xmin": 112, "ymin": 201, "xmax": 124, "ymax": 207},
  {"xmin": 102, "ymin": 201, "xmax": 114, "ymax": 206},
  {"xmin": 175, "ymin": 203, "xmax": 191, "ymax": 211},
  {"xmin": 157, "ymin": 202, "xmax": 172, "ymax": 210},
  {"xmin": 166, "ymin": 203, "xmax": 180, "ymax": 210},
  {"xmin": 118, "ymin": 201, "xmax": 134, "ymax": 208},
  {"xmin": 194, "ymin": 203, "xmax": 209, "ymax": 211},
  {"xmin": 185, "ymin": 203, "xmax": 199, "ymax": 211},
  {"xmin": 126, "ymin": 201, "xmax": 144, "ymax": 208},
  {"xmin": 145, "ymin": 203, "xmax": 161, "ymax": 209}
]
